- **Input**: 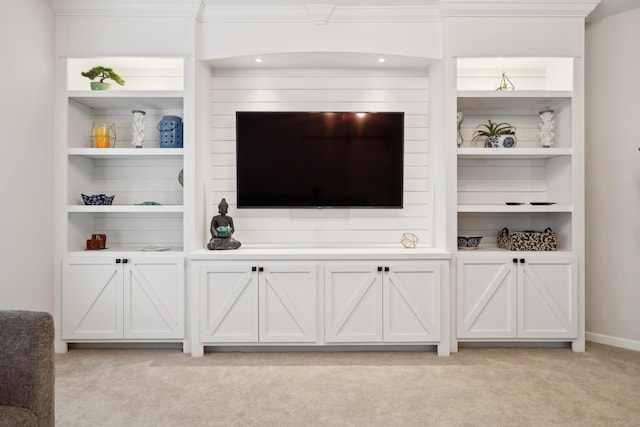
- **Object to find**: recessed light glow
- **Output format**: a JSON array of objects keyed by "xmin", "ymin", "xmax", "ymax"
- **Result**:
[
  {"xmin": 356, "ymin": 113, "xmax": 367, "ymax": 118},
  {"xmin": 255, "ymin": 58, "xmax": 263, "ymax": 63},
  {"xmin": 378, "ymin": 58, "xmax": 386, "ymax": 63}
]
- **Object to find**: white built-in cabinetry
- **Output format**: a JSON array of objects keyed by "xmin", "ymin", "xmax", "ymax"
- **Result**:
[
  {"xmin": 50, "ymin": 2, "xmax": 596, "ymax": 356},
  {"xmin": 324, "ymin": 262, "xmax": 440, "ymax": 343},
  {"xmin": 190, "ymin": 249, "xmax": 450, "ymax": 356},
  {"xmin": 58, "ymin": 58, "xmax": 188, "ymax": 347},
  {"xmin": 457, "ymin": 254, "xmax": 577, "ymax": 339},
  {"xmin": 199, "ymin": 262, "xmax": 318, "ymax": 343},
  {"xmin": 62, "ymin": 254, "xmax": 184, "ymax": 340},
  {"xmin": 454, "ymin": 58, "xmax": 583, "ymax": 350}
]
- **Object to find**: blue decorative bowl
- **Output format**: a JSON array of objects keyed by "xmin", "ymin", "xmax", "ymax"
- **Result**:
[
  {"xmin": 82, "ymin": 194, "xmax": 115, "ymax": 205},
  {"xmin": 216, "ymin": 225, "xmax": 232, "ymax": 237},
  {"xmin": 458, "ymin": 235, "xmax": 482, "ymax": 249}
]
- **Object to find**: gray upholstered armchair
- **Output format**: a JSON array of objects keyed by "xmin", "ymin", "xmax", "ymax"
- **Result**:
[{"xmin": 0, "ymin": 310, "xmax": 54, "ymax": 427}]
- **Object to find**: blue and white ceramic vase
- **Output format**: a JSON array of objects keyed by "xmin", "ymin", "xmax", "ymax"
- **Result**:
[{"xmin": 486, "ymin": 134, "xmax": 517, "ymax": 148}]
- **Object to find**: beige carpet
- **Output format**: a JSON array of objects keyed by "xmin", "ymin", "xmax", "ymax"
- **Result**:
[{"xmin": 55, "ymin": 342, "xmax": 640, "ymax": 426}]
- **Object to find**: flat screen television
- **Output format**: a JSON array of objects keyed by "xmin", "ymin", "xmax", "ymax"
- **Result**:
[{"xmin": 235, "ymin": 111, "xmax": 404, "ymax": 208}]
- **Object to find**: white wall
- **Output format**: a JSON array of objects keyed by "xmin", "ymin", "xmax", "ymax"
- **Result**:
[
  {"xmin": 206, "ymin": 70, "xmax": 432, "ymax": 248},
  {"xmin": 0, "ymin": 0, "xmax": 55, "ymax": 311},
  {"xmin": 585, "ymin": 7, "xmax": 640, "ymax": 349}
]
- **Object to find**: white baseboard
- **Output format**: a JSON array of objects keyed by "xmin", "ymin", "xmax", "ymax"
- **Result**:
[{"xmin": 586, "ymin": 331, "xmax": 640, "ymax": 352}]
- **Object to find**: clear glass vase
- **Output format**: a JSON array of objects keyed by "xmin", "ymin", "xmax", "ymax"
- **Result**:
[{"xmin": 90, "ymin": 121, "xmax": 116, "ymax": 148}]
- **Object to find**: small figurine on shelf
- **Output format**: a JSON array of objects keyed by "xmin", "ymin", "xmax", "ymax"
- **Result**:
[
  {"xmin": 86, "ymin": 234, "xmax": 107, "ymax": 250},
  {"xmin": 131, "ymin": 110, "xmax": 146, "ymax": 148},
  {"xmin": 457, "ymin": 112, "xmax": 464, "ymax": 147},
  {"xmin": 207, "ymin": 198, "xmax": 241, "ymax": 250},
  {"xmin": 538, "ymin": 109, "xmax": 555, "ymax": 147}
]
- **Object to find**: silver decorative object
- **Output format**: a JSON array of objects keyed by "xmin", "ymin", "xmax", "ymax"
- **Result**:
[
  {"xmin": 457, "ymin": 112, "xmax": 464, "ymax": 147},
  {"xmin": 538, "ymin": 109, "xmax": 555, "ymax": 147},
  {"xmin": 131, "ymin": 110, "xmax": 146, "ymax": 148}
]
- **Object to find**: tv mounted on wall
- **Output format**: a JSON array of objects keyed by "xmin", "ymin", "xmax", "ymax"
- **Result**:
[{"xmin": 235, "ymin": 111, "xmax": 404, "ymax": 209}]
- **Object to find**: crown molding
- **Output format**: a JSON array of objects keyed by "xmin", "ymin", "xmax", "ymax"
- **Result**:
[
  {"xmin": 438, "ymin": 0, "xmax": 601, "ymax": 18},
  {"xmin": 50, "ymin": 0, "xmax": 601, "ymax": 21},
  {"xmin": 305, "ymin": 4, "xmax": 336, "ymax": 24},
  {"xmin": 50, "ymin": 0, "xmax": 202, "ymax": 17},
  {"xmin": 198, "ymin": 5, "xmax": 442, "ymax": 23}
]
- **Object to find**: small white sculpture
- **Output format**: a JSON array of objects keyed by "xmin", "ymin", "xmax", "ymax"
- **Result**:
[
  {"xmin": 457, "ymin": 112, "xmax": 464, "ymax": 147},
  {"xmin": 131, "ymin": 110, "xmax": 146, "ymax": 148},
  {"xmin": 538, "ymin": 109, "xmax": 555, "ymax": 148}
]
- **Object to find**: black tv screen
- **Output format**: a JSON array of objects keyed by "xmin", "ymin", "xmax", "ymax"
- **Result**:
[{"xmin": 235, "ymin": 111, "xmax": 404, "ymax": 208}]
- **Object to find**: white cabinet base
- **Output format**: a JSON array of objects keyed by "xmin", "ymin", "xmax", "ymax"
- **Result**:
[
  {"xmin": 62, "ymin": 254, "xmax": 184, "ymax": 342},
  {"xmin": 456, "ymin": 254, "xmax": 581, "ymax": 351},
  {"xmin": 190, "ymin": 249, "xmax": 450, "ymax": 357}
]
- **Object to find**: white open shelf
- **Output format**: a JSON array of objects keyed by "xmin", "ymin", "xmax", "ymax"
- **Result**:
[
  {"xmin": 457, "ymin": 147, "xmax": 572, "ymax": 160},
  {"xmin": 68, "ymin": 205, "xmax": 183, "ymax": 213},
  {"xmin": 68, "ymin": 147, "xmax": 183, "ymax": 159},
  {"xmin": 457, "ymin": 90, "xmax": 571, "ymax": 104},
  {"xmin": 68, "ymin": 90, "xmax": 183, "ymax": 110},
  {"xmin": 457, "ymin": 204, "xmax": 572, "ymax": 213}
]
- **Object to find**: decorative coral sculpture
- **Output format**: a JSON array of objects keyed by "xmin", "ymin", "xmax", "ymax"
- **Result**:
[
  {"xmin": 131, "ymin": 110, "xmax": 146, "ymax": 148},
  {"xmin": 539, "ymin": 109, "xmax": 555, "ymax": 147}
]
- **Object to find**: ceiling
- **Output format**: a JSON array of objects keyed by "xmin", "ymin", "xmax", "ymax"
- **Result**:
[{"xmin": 586, "ymin": 0, "xmax": 640, "ymax": 22}]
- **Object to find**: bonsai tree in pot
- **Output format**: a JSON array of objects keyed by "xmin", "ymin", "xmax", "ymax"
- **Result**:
[
  {"xmin": 471, "ymin": 119, "xmax": 517, "ymax": 148},
  {"xmin": 81, "ymin": 66, "xmax": 125, "ymax": 90}
]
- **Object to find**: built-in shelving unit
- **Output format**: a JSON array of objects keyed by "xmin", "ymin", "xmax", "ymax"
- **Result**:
[
  {"xmin": 454, "ymin": 57, "xmax": 583, "ymax": 350},
  {"xmin": 56, "ymin": 57, "xmax": 188, "ymax": 348},
  {"xmin": 456, "ymin": 58, "xmax": 575, "ymax": 252},
  {"xmin": 64, "ymin": 58, "xmax": 185, "ymax": 252}
]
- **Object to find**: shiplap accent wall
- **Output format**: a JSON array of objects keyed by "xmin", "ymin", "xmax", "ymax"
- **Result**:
[{"xmin": 206, "ymin": 71, "xmax": 431, "ymax": 247}]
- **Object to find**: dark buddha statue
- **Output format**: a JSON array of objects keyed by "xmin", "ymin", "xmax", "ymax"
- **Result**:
[{"xmin": 207, "ymin": 198, "xmax": 241, "ymax": 250}]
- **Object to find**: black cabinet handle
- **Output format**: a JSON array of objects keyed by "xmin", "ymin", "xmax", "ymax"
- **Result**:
[
  {"xmin": 123, "ymin": 259, "xmax": 128, "ymax": 264},
  {"xmin": 520, "ymin": 258, "xmax": 525, "ymax": 263},
  {"xmin": 384, "ymin": 266, "xmax": 390, "ymax": 272},
  {"xmin": 252, "ymin": 266, "xmax": 257, "ymax": 272},
  {"xmin": 377, "ymin": 266, "xmax": 383, "ymax": 272},
  {"xmin": 258, "ymin": 267, "xmax": 264, "ymax": 272},
  {"xmin": 115, "ymin": 259, "xmax": 121, "ymax": 264},
  {"xmin": 512, "ymin": 258, "xmax": 518, "ymax": 264}
]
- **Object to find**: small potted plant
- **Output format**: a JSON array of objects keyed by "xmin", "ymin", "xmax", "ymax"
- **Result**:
[
  {"xmin": 471, "ymin": 119, "xmax": 517, "ymax": 148},
  {"xmin": 81, "ymin": 66, "xmax": 125, "ymax": 90}
]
